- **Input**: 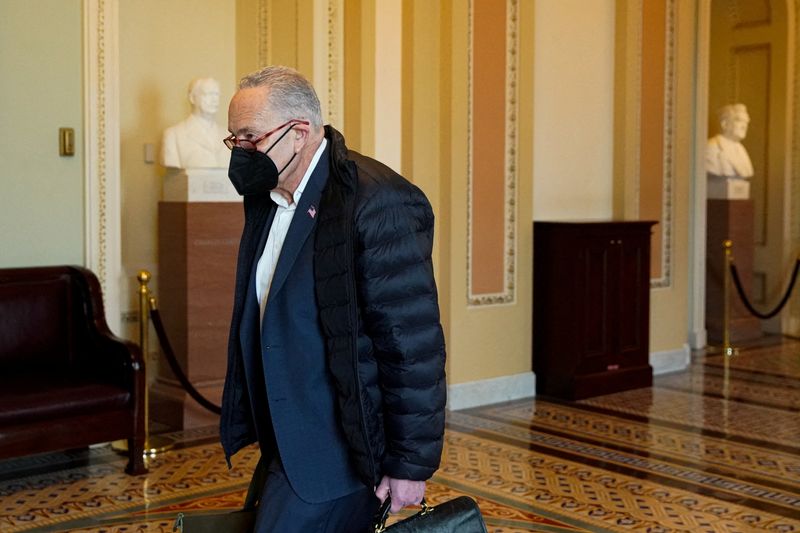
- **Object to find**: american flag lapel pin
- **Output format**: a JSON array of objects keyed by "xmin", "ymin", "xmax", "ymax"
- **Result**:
[{"xmin": 307, "ymin": 205, "xmax": 317, "ymax": 219}]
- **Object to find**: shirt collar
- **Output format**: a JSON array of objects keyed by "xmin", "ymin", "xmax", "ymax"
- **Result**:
[{"xmin": 270, "ymin": 137, "xmax": 327, "ymax": 209}]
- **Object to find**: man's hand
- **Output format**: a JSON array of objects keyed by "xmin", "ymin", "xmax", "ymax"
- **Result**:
[{"xmin": 374, "ymin": 475, "xmax": 426, "ymax": 513}]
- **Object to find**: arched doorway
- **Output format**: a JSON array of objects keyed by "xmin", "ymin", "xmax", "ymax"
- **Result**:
[{"xmin": 692, "ymin": 0, "xmax": 797, "ymax": 345}]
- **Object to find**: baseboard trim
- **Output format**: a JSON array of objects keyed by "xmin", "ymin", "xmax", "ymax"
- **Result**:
[
  {"xmin": 650, "ymin": 344, "xmax": 691, "ymax": 375},
  {"xmin": 447, "ymin": 372, "xmax": 536, "ymax": 411},
  {"xmin": 688, "ymin": 329, "xmax": 707, "ymax": 350},
  {"xmin": 447, "ymin": 348, "xmax": 688, "ymax": 410}
]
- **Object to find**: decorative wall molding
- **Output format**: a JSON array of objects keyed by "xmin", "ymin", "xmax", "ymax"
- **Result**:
[
  {"xmin": 651, "ymin": 0, "xmax": 676, "ymax": 289},
  {"xmin": 326, "ymin": 0, "xmax": 341, "ymax": 128},
  {"xmin": 620, "ymin": 0, "xmax": 675, "ymax": 289},
  {"xmin": 83, "ymin": 0, "xmax": 122, "ymax": 334},
  {"xmin": 258, "ymin": 0, "xmax": 270, "ymax": 68},
  {"xmin": 631, "ymin": 0, "xmax": 644, "ymax": 218},
  {"xmin": 467, "ymin": 0, "xmax": 518, "ymax": 307},
  {"xmin": 448, "ymin": 371, "xmax": 535, "ymax": 410},
  {"xmin": 728, "ymin": 0, "xmax": 772, "ymax": 29}
]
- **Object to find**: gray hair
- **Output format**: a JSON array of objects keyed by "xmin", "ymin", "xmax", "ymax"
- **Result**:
[{"xmin": 239, "ymin": 66, "xmax": 323, "ymax": 127}]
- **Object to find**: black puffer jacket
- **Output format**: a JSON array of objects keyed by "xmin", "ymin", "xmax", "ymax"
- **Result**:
[{"xmin": 220, "ymin": 126, "xmax": 447, "ymax": 486}]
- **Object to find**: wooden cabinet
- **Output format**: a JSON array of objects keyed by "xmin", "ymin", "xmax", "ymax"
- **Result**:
[{"xmin": 533, "ymin": 221, "xmax": 655, "ymax": 400}]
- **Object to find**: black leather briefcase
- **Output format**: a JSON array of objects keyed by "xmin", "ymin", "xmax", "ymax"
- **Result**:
[{"xmin": 373, "ymin": 495, "xmax": 488, "ymax": 533}]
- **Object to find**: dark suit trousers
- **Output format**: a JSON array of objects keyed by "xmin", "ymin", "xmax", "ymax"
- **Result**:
[{"xmin": 254, "ymin": 455, "xmax": 379, "ymax": 533}]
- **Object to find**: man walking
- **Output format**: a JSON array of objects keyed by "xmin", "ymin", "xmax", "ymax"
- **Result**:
[{"xmin": 219, "ymin": 65, "xmax": 446, "ymax": 532}]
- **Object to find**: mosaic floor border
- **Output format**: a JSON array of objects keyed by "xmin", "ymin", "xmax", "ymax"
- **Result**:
[
  {"xmin": 468, "ymin": 400, "xmax": 800, "ymax": 489},
  {"xmin": 438, "ymin": 428, "xmax": 800, "ymax": 532},
  {"xmin": 575, "ymin": 387, "xmax": 800, "ymax": 451}
]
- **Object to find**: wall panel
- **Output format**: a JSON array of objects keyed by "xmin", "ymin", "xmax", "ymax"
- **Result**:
[
  {"xmin": 639, "ymin": 0, "xmax": 668, "ymax": 281},
  {"xmin": 732, "ymin": 45, "xmax": 771, "ymax": 245},
  {"xmin": 468, "ymin": 0, "xmax": 517, "ymax": 305}
]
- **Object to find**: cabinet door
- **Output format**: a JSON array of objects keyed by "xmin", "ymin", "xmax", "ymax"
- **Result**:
[
  {"xmin": 616, "ymin": 232, "xmax": 649, "ymax": 364},
  {"xmin": 576, "ymin": 229, "xmax": 649, "ymax": 375},
  {"xmin": 576, "ymin": 234, "xmax": 620, "ymax": 374}
]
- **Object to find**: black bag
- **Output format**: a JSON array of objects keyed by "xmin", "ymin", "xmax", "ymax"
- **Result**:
[
  {"xmin": 373, "ymin": 495, "xmax": 488, "ymax": 533},
  {"xmin": 172, "ymin": 455, "xmax": 267, "ymax": 533}
]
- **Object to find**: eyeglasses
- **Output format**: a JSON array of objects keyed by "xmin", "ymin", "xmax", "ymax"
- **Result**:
[{"xmin": 223, "ymin": 119, "xmax": 310, "ymax": 152}]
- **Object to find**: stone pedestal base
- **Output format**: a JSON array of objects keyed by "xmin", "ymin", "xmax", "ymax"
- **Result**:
[
  {"xmin": 154, "ymin": 202, "xmax": 243, "ymax": 429},
  {"xmin": 706, "ymin": 199, "xmax": 762, "ymax": 344},
  {"xmin": 151, "ymin": 379, "xmax": 222, "ymax": 430},
  {"xmin": 707, "ymin": 175, "xmax": 750, "ymax": 200},
  {"xmin": 163, "ymin": 168, "xmax": 241, "ymax": 202}
]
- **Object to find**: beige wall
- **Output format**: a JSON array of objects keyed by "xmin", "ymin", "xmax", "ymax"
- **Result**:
[
  {"xmin": 0, "ymin": 0, "xmax": 84, "ymax": 267},
  {"xmin": 537, "ymin": 0, "xmax": 692, "ymax": 361},
  {"xmin": 118, "ymin": 0, "xmax": 237, "ymax": 314},
  {"xmin": 400, "ymin": 0, "xmax": 443, "ymax": 282},
  {"xmin": 532, "ymin": 0, "xmax": 616, "ymax": 220},
  {"xmin": 372, "ymin": 0, "xmax": 403, "ymax": 172},
  {"xmin": 443, "ymin": 0, "xmax": 535, "ymax": 386},
  {"xmin": 235, "ymin": 0, "xmax": 260, "ymax": 82}
]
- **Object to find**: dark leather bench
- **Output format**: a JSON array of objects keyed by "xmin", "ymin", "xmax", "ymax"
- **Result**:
[{"xmin": 0, "ymin": 266, "xmax": 146, "ymax": 474}]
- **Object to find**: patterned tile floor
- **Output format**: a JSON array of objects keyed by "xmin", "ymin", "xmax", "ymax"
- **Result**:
[{"xmin": 1, "ymin": 338, "xmax": 800, "ymax": 532}]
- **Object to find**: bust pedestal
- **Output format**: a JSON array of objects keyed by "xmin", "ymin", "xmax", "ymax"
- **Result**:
[
  {"xmin": 705, "ymin": 198, "xmax": 761, "ymax": 344},
  {"xmin": 707, "ymin": 175, "xmax": 750, "ymax": 200},
  {"xmin": 163, "ymin": 168, "xmax": 241, "ymax": 202},
  {"xmin": 153, "ymin": 169, "xmax": 242, "ymax": 429}
]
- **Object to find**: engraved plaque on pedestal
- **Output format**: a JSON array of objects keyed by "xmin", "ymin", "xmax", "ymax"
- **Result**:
[
  {"xmin": 707, "ymin": 175, "xmax": 750, "ymax": 200},
  {"xmin": 706, "ymin": 199, "xmax": 762, "ymax": 344},
  {"xmin": 163, "ymin": 168, "xmax": 242, "ymax": 203}
]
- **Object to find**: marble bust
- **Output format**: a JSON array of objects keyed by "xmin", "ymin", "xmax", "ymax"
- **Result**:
[
  {"xmin": 706, "ymin": 104, "xmax": 754, "ymax": 199},
  {"xmin": 706, "ymin": 103, "xmax": 754, "ymax": 179},
  {"xmin": 161, "ymin": 78, "xmax": 231, "ymax": 169}
]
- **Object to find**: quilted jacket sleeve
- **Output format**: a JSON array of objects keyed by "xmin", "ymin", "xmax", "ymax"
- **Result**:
[{"xmin": 354, "ymin": 170, "xmax": 447, "ymax": 481}]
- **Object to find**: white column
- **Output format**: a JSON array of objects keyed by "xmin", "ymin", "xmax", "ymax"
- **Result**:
[{"xmin": 689, "ymin": 0, "xmax": 711, "ymax": 349}]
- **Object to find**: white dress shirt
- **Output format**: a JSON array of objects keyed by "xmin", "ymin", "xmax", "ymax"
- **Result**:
[{"xmin": 255, "ymin": 138, "xmax": 327, "ymax": 321}]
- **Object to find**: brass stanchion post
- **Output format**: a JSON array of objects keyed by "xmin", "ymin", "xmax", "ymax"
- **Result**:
[
  {"xmin": 721, "ymin": 240, "xmax": 737, "ymax": 357},
  {"xmin": 138, "ymin": 270, "xmax": 173, "ymax": 457},
  {"xmin": 721, "ymin": 241, "xmax": 733, "ymax": 430},
  {"xmin": 707, "ymin": 240, "xmax": 739, "ymax": 357}
]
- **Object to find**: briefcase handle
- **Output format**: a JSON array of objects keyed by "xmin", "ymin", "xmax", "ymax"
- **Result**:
[{"xmin": 374, "ymin": 496, "xmax": 433, "ymax": 533}]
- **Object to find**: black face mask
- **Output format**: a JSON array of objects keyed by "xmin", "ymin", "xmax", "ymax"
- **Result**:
[{"xmin": 227, "ymin": 126, "xmax": 297, "ymax": 196}]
